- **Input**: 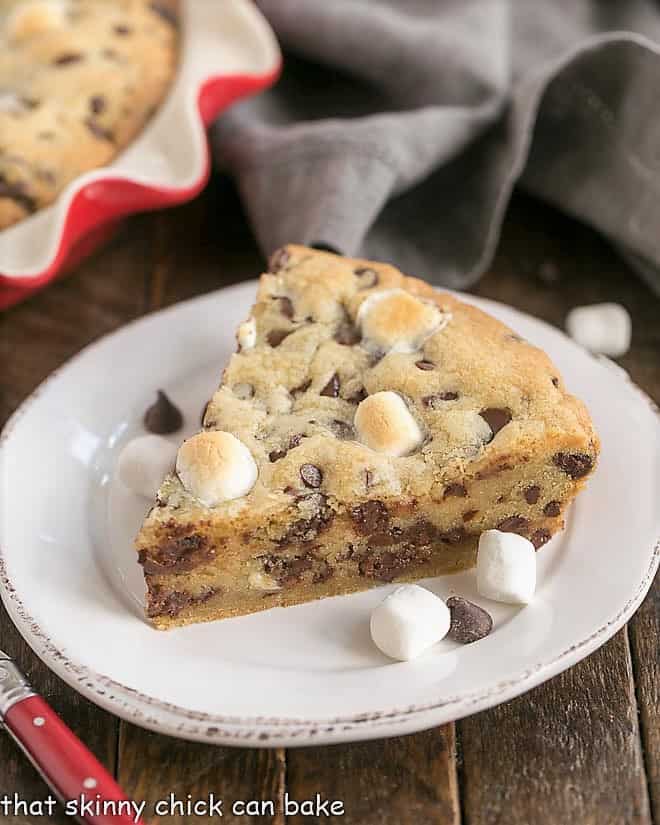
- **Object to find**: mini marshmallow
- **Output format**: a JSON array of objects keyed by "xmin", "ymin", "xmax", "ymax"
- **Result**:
[
  {"xmin": 354, "ymin": 391, "xmax": 423, "ymax": 457},
  {"xmin": 370, "ymin": 584, "xmax": 451, "ymax": 661},
  {"xmin": 6, "ymin": 0, "xmax": 66, "ymax": 41},
  {"xmin": 237, "ymin": 317, "xmax": 256, "ymax": 351},
  {"xmin": 117, "ymin": 434, "xmax": 177, "ymax": 499},
  {"xmin": 565, "ymin": 303, "xmax": 631, "ymax": 357},
  {"xmin": 477, "ymin": 530, "xmax": 536, "ymax": 605},
  {"xmin": 357, "ymin": 288, "xmax": 450, "ymax": 353},
  {"xmin": 176, "ymin": 431, "xmax": 257, "ymax": 506}
]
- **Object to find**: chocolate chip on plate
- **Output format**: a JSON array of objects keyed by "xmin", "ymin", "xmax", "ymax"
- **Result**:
[
  {"xmin": 320, "ymin": 373, "xmax": 340, "ymax": 398},
  {"xmin": 446, "ymin": 596, "xmax": 493, "ymax": 644},
  {"xmin": 300, "ymin": 464, "xmax": 323, "ymax": 488},
  {"xmin": 144, "ymin": 390, "xmax": 183, "ymax": 434},
  {"xmin": 480, "ymin": 407, "xmax": 512, "ymax": 439}
]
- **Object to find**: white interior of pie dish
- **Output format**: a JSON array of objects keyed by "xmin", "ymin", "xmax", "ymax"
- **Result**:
[{"xmin": 0, "ymin": 0, "xmax": 280, "ymax": 280}]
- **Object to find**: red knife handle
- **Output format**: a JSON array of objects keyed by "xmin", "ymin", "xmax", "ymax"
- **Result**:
[{"xmin": 4, "ymin": 695, "xmax": 143, "ymax": 824}]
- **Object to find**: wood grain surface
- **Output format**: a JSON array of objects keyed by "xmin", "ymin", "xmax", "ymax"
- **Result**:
[{"xmin": 0, "ymin": 182, "xmax": 658, "ymax": 825}]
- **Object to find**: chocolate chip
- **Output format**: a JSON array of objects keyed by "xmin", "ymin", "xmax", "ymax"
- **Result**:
[
  {"xmin": 85, "ymin": 118, "xmax": 114, "ymax": 142},
  {"xmin": 268, "ymin": 247, "xmax": 290, "ymax": 273},
  {"xmin": 233, "ymin": 382, "xmax": 254, "ymax": 400},
  {"xmin": 447, "ymin": 596, "xmax": 493, "ymax": 644},
  {"xmin": 415, "ymin": 360, "xmax": 435, "ymax": 371},
  {"xmin": 553, "ymin": 452, "xmax": 593, "ymax": 479},
  {"xmin": 276, "ymin": 296, "xmax": 294, "ymax": 318},
  {"xmin": 320, "ymin": 373, "xmax": 340, "ymax": 398},
  {"xmin": 365, "ymin": 470, "xmax": 374, "ymax": 490},
  {"xmin": 531, "ymin": 528, "xmax": 551, "ymax": 549},
  {"xmin": 89, "ymin": 95, "xmax": 106, "ymax": 115},
  {"xmin": 552, "ymin": 377, "xmax": 560, "ymax": 388},
  {"xmin": 462, "ymin": 509, "xmax": 479, "ymax": 522},
  {"xmin": 269, "ymin": 449, "xmax": 286, "ymax": 463},
  {"xmin": 444, "ymin": 483, "xmax": 467, "ymax": 498},
  {"xmin": 200, "ymin": 400, "xmax": 210, "ymax": 427},
  {"xmin": 423, "ymin": 392, "xmax": 458, "ymax": 408},
  {"xmin": 150, "ymin": 2, "xmax": 179, "ymax": 26},
  {"xmin": 497, "ymin": 515, "xmax": 529, "ymax": 533},
  {"xmin": 0, "ymin": 175, "xmax": 35, "ymax": 214},
  {"xmin": 351, "ymin": 500, "xmax": 389, "ymax": 535},
  {"xmin": 524, "ymin": 485, "xmax": 540, "ymax": 504},
  {"xmin": 267, "ymin": 329, "xmax": 292, "ymax": 347},
  {"xmin": 54, "ymin": 53, "xmax": 83, "ymax": 66},
  {"xmin": 330, "ymin": 419, "xmax": 354, "ymax": 440},
  {"xmin": 354, "ymin": 267, "xmax": 379, "ymax": 288},
  {"xmin": 300, "ymin": 464, "xmax": 322, "ymax": 488},
  {"xmin": 347, "ymin": 387, "xmax": 368, "ymax": 404},
  {"xmin": 480, "ymin": 407, "xmax": 512, "ymax": 440},
  {"xmin": 291, "ymin": 379, "xmax": 311, "ymax": 397},
  {"xmin": 144, "ymin": 390, "xmax": 183, "ymax": 434},
  {"xmin": 439, "ymin": 528, "xmax": 466, "ymax": 544},
  {"xmin": 334, "ymin": 322, "xmax": 361, "ymax": 346},
  {"xmin": 543, "ymin": 500, "xmax": 561, "ymax": 517},
  {"xmin": 114, "ymin": 24, "xmax": 131, "ymax": 35}
]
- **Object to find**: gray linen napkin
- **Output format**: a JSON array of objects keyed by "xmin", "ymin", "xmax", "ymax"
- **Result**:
[{"xmin": 213, "ymin": 0, "xmax": 660, "ymax": 293}]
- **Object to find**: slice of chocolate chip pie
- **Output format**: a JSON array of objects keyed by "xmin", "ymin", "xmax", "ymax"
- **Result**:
[{"xmin": 135, "ymin": 245, "xmax": 599, "ymax": 629}]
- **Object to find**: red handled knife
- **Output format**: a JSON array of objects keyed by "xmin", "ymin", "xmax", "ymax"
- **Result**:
[{"xmin": 0, "ymin": 649, "xmax": 144, "ymax": 824}]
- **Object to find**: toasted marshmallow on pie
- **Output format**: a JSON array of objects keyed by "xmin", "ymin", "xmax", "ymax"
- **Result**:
[
  {"xmin": 355, "ymin": 391, "xmax": 423, "ymax": 457},
  {"xmin": 176, "ymin": 431, "xmax": 257, "ymax": 506},
  {"xmin": 357, "ymin": 288, "xmax": 450, "ymax": 353},
  {"xmin": 237, "ymin": 317, "xmax": 256, "ymax": 351}
]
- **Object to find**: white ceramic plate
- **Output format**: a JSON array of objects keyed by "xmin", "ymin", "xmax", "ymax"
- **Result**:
[{"xmin": 1, "ymin": 284, "xmax": 658, "ymax": 747}]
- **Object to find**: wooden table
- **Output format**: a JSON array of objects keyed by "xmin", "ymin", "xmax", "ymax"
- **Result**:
[{"xmin": 1, "ymin": 181, "xmax": 658, "ymax": 825}]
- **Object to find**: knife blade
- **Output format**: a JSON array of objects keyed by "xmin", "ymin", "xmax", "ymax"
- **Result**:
[{"xmin": 0, "ymin": 649, "xmax": 144, "ymax": 824}]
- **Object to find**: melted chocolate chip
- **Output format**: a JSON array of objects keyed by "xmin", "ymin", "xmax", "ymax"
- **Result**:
[
  {"xmin": 278, "ymin": 493, "xmax": 333, "ymax": 545},
  {"xmin": 268, "ymin": 247, "xmax": 290, "ymax": 273},
  {"xmin": 270, "ymin": 434, "xmax": 304, "ymax": 463},
  {"xmin": 480, "ymin": 407, "xmax": 512, "ymax": 440},
  {"xmin": 144, "ymin": 390, "xmax": 183, "ymax": 434},
  {"xmin": 300, "ymin": 463, "xmax": 323, "ymax": 488},
  {"xmin": 347, "ymin": 387, "xmax": 368, "ymax": 404},
  {"xmin": 447, "ymin": 596, "xmax": 493, "ymax": 644},
  {"xmin": 351, "ymin": 500, "xmax": 389, "ymax": 535},
  {"xmin": 269, "ymin": 449, "xmax": 286, "ymax": 463},
  {"xmin": 149, "ymin": 2, "xmax": 179, "ymax": 26},
  {"xmin": 330, "ymin": 419, "xmax": 354, "ymax": 440},
  {"xmin": 0, "ymin": 175, "xmax": 35, "ymax": 214},
  {"xmin": 497, "ymin": 515, "xmax": 529, "ymax": 533},
  {"xmin": 415, "ymin": 360, "xmax": 435, "ymax": 371},
  {"xmin": 89, "ymin": 95, "xmax": 106, "ymax": 115},
  {"xmin": 147, "ymin": 585, "xmax": 217, "ymax": 618},
  {"xmin": 54, "ymin": 53, "xmax": 83, "ymax": 66},
  {"xmin": 531, "ymin": 528, "xmax": 551, "ymax": 549},
  {"xmin": 553, "ymin": 452, "xmax": 593, "ymax": 479},
  {"xmin": 444, "ymin": 483, "xmax": 467, "ymax": 498},
  {"xmin": 423, "ymin": 391, "xmax": 458, "ymax": 408},
  {"xmin": 334, "ymin": 322, "xmax": 361, "ymax": 346},
  {"xmin": 552, "ymin": 377, "xmax": 560, "ymax": 388},
  {"xmin": 462, "ymin": 509, "xmax": 479, "ymax": 522},
  {"xmin": 524, "ymin": 485, "xmax": 540, "ymax": 505},
  {"xmin": 543, "ymin": 500, "xmax": 561, "ymax": 517},
  {"xmin": 320, "ymin": 373, "xmax": 340, "ymax": 398},
  {"xmin": 354, "ymin": 267, "xmax": 379, "ymax": 289},
  {"xmin": 365, "ymin": 470, "xmax": 374, "ymax": 489},
  {"xmin": 85, "ymin": 118, "xmax": 114, "ymax": 142},
  {"xmin": 276, "ymin": 296, "xmax": 294, "ymax": 318},
  {"xmin": 267, "ymin": 329, "xmax": 292, "ymax": 347},
  {"xmin": 114, "ymin": 23, "xmax": 132, "ymax": 35}
]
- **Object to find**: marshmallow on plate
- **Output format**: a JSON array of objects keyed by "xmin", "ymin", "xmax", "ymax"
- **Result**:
[
  {"xmin": 354, "ymin": 391, "xmax": 423, "ymax": 457},
  {"xmin": 357, "ymin": 288, "xmax": 450, "ymax": 353},
  {"xmin": 477, "ymin": 530, "xmax": 536, "ymax": 605},
  {"xmin": 176, "ymin": 431, "xmax": 258, "ymax": 506},
  {"xmin": 117, "ymin": 434, "xmax": 178, "ymax": 499},
  {"xmin": 565, "ymin": 302, "xmax": 631, "ymax": 357},
  {"xmin": 370, "ymin": 584, "xmax": 451, "ymax": 661}
]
